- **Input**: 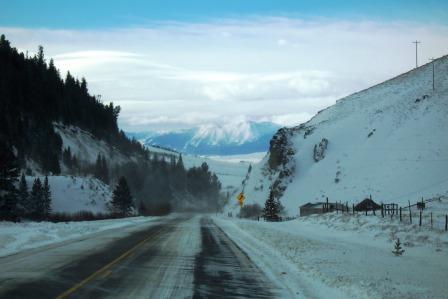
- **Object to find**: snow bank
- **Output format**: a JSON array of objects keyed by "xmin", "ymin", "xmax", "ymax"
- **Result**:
[
  {"xmin": 214, "ymin": 213, "xmax": 448, "ymax": 298},
  {"xmin": 0, "ymin": 216, "xmax": 157, "ymax": 257}
]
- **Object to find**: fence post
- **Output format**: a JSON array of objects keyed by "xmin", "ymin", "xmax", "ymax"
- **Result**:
[
  {"xmin": 408, "ymin": 201, "xmax": 412, "ymax": 224},
  {"xmin": 430, "ymin": 212, "xmax": 432, "ymax": 229},
  {"xmin": 445, "ymin": 215, "xmax": 447, "ymax": 231},
  {"xmin": 419, "ymin": 210, "xmax": 422, "ymax": 227},
  {"xmin": 326, "ymin": 197, "xmax": 329, "ymax": 213},
  {"xmin": 399, "ymin": 207, "xmax": 402, "ymax": 222},
  {"xmin": 381, "ymin": 204, "xmax": 384, "ymax": 218},
  {"xmin": 352, "ymin": 204, "xmax": 355, "ymax": 215}
]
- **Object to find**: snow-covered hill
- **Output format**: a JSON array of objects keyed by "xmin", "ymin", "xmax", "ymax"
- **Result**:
[
  {"xmin": 27, "ymin": 175, "xmax": 112, "ymax": 213},
  {"xmin": 128, "ymin": 121, "xmax": 279, "ymax": 156},
  {"xmin": 240, "ymin": 56, "xmax": 448, "ymax": 215},
  {"xmin": 54, "ymin": 123, "xmax": 134, "ymax": 167}
]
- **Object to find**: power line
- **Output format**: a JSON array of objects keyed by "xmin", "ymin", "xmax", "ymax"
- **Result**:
[
  {"xmin": 412, "ymin": 40, "xmax": 421, "ymax": 68},
  {"xmin": 385, "ymin": 176, "xmax": 448, "ymax": 203}
]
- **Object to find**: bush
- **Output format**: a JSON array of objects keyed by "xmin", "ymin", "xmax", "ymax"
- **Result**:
[{"xmin": 239, "ymin": 203, "xmax": 263, "ymax": 219}]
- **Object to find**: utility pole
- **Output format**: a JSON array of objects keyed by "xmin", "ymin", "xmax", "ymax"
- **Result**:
[
  {"xmin": 413, "ymin": 40, "xmax": 421, "ymax": 68},
  {"xmin": 429, "ymin": 58, "xmax": 435, "ymax": 91}
]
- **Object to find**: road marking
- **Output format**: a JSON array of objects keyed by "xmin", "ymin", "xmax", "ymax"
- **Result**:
[
  {"xmin": 99, "ymin": 270, "xmax": 112, "ymax": 279},
  {"xmin": 55, "ymin": 226, "xmax": 167, "ymax": 299}
]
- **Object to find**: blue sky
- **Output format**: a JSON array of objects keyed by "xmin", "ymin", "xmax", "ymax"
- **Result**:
[
  {"xmin": 2, "ymin": 0, "xmax": 448, "ymax": 29},
  {"xmin": 1, "ymin": 1, "xmax": 448, "ymax": 131}
]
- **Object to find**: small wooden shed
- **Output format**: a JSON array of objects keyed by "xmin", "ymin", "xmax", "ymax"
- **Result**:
[
  {"xmin": 300, "ymin": 201, "xmax": 338, "ymax": 216},
  {"xmin": 354, "ymin": 197, "xmax": 381, "ymax": 212}
]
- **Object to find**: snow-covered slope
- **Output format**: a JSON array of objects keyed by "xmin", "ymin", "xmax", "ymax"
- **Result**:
[
  {"xmin": 25, "ymin": 175, "xmax": 112, "ymax": 213},
  {"xmin": 241, "ymin": 56, "xmax": 448, "ymax": 215},
  {"xmin": 129, "ymin": 121, "xmax": 279, "ymax": 156},
  {"xmin": 54, "ymin": 123, "xmax": 132, "ymax": 166}
]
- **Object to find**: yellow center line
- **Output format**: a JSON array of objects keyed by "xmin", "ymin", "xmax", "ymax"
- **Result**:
[{"xmin": 55, "ymin": 226, "xmax": 167, "ymax": 299}]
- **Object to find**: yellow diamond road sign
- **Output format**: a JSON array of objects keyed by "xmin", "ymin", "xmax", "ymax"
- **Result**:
[{"xmin": 237, "ymin": 192, "xmax": 245, "ymax": 206}]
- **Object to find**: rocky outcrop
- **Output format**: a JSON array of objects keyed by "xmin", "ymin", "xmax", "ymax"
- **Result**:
[
  {"xmin": 313, "ymin": 138, "xmax": 328, "ymax": 162},
  {"xmin": 268, "ymin": 128, "xmax": 294, "ymax": 170},
  {"xmin": 266, "ymin": 128, "xmax": 296, "ymax": 199}
]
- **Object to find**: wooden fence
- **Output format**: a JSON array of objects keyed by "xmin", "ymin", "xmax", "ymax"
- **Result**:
[{"xmin": 330, "ymin": 199, "xmax": 448, "ymax": 231}]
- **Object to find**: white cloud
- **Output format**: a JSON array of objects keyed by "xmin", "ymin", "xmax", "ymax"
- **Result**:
[{"xmin": 2, "ymin": 18, "xmax": 447, "ymax": 131}]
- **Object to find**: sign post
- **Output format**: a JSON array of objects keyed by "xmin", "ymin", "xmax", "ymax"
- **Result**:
[{"xmin": 236, "ymin": 192, "xmax": 245, "ymax": 207}]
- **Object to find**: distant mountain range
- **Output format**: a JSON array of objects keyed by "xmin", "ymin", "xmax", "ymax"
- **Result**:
[{"xmin": 127, "ymin": 121, "xmax": 281, "ymax": 156}]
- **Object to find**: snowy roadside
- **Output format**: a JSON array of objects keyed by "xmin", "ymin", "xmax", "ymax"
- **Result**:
[
  {"xmin": 0, "ymin": 216, "xmax": 159, "ymax": 258},
  {"xmin": 214, "ymin": 213, "xmax": 448, "ymax": 299}
]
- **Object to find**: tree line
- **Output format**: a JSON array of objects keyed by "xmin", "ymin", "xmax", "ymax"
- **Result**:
[
  {"xmin": 0, "ymin": 144, "xmax": 52, "ymax": 221},
  {"xmin": 0, "ymin": 34, "xmax": 149, "ymax": 175}
]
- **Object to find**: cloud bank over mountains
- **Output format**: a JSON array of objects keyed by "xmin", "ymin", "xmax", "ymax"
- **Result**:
[{"xmin": 2, "ymin": 17, "xmax": 448, "ymax": 131}]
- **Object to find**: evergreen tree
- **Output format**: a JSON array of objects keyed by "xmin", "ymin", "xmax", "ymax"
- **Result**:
[
  {"xmin": 263, "ymin": 190, "xmax": 280, "ymax": 221},
  {"xmin": 0, "ymin": 144, "xmax": 20, "ymax": 220},
  {"xmin": 72, "ymin": 155, "xmax": 79, "ymax": 174},
  {"xmin": 94, "ymin": 153, "xmax": 109, "ymax": 183},
  {"xmin": 177, "ymin": 154, "xmax": 185, "ymax": 170},
  {"xmin": 30, "ymin": 178, "xmax": 43, "ymax": 218},
  {"xmin": 392, "ymin": 238, "xmax": 405, "ymax": 256},
  {"xmin": 101, "ymin": 155, "xmax": 109, "ymax": 184},
  {"xmin": 111, "ymin": 177, "xmax": 133, "ymax": 216},
  {"xmin": 18, "ymin": 173, "xmax": 29, "ymax": 216},
  {"xmin": 94, "ymin": 153, "xmax": 102, "ymax": 180},
  {"xmin": 37, "ymin": 45, "xmax": 45, "ymax": 66},
  {"xmin": 138, "ymin": 200, "xmax": 147, "ymax": 216},
  {"xmin": 62, "ymin": 147, "xmax": 72, "ymax": 169},
  {"xmin": 42, "ymin": 176, "xmax": 52, "ymax": 217}
]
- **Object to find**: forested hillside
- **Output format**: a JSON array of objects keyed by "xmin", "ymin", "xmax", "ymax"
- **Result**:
[
  {"xmin": 0, "ymin": 34, "xmax": 148, "ymax": 174},
  {"xmin": 0, "ymin": 35, "xmax": 226, "ymax": 219}
]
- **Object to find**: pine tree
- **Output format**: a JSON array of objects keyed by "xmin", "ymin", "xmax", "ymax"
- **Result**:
[
  {"xmin": 30, "ymin": 178, "xmax": 43, "ymax": 219},
  {"xmin": 101, "ymin": 155, "xmax": 109, "ymax": 184},
  {"xmin": 42, "ymin": 176, "xmax": 52, "ymax": 217},
  {"xmin": 177, "ymin": 154, "xmax": 185, "ymax": 170},
  {"xmin": 94, "ymin": 153, "xmax": 102, "ymax": 180},
  {"xmin": 72, "ymin": 155, "xmax": 79, "ymax": 174},
  {"xmin": 37, "ymin": 45, "xmax": 45, "ymax": 66},
  {"xmin": 263, "ymin": 190, "xmax": 280, "ymax": 221},
  {"xmin": 18, "ymin": 173, "xmax": 29, "ymax": 216},
  {"xmin": 138, "ymin": 200, "xmax": 147, "ymax": 216},
  {"xmin": 62, "ymin": 147, "xmax": 72, "ymax": 169},
  {"xmin": 111, "ymin": 177, "xmax": 133, "ymax": 217},
  {"xmin": 392, "ymin": 238, "xmax": 405, "ymax": 256},
  {"xmin": 94, "ymin": 153, "xmax": 109, "ymax": 183},
  {"xmin": 0, "ymin": 144, "xmax": 20, "ymax": 220}
]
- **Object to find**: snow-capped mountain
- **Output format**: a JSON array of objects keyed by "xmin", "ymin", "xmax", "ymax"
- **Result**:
[
  {"xmin": 128, "ymin": 121, "xmax": 280, "ymax": 156},
  {"xmin": 239, "ymin": 55, "xmax": 448, "ymax": 215}
]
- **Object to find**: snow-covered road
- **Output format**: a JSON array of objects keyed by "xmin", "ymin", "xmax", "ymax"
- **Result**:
[
  {"xmin": 214, "ymin": 215, "xmax": 448, "ymax": 299},
  {"xmin": 0, "ymin": 215, "xmax": 291, "ymax": 299},
  {"xmin": 4, "ymin": 213, "xmax": 443, "ymax": 298}
]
